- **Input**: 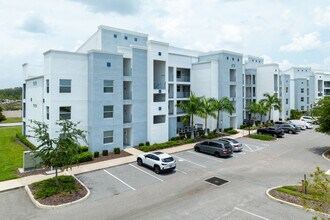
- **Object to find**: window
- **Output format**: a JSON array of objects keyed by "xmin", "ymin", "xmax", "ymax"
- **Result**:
[
  {"xmin": 301, "ymin": 97, "xmax": 304, "ymax": 102},
  {"xmin": 103, "ymin": 105, "xmax": 113, "ymax": 118},
  {"xmin": 103, "ymin": 131, "xmax": 113, "ymax": 144},
  {"xmin": 59, "ymin": 106, "xmax": 71, "ymax": 120},
  {"xmin": 237, "ymin": 58, "xmax": 240, "ymax": 62},
  {"xmin": 286, "ymin": 110, "xmax": 288, "ymax": 115},
  {"xmin": 286, "ymin": 99, "xmax": 288, "ymax": 104},
  {"xmin": 46, "ymin": 106, "xmax": 49, "ymax": 120},
  {"xmin": 59, "ymin": 79, "xmax": 71, "ymax": 93},
  {"xmin": 301, "ymin": 88, "xmax": 304, "ymax": 93},
  {"xmin": 307, "ymin": 97, "xmax": 310, "ymax": 104},
  {"xmin": 46, "ymin": 79, "xmax": 49, "ymax": 93},
  {"xmin": 232, "ymin": 57, "xmax": 234, "ymax": 61},
  {"xmin": 104, "ymin": 80, "xmax": 114, "ymax": 93},
  {"xmin": 124, "ymin": 36, "xmax": 128, "ymax": 40},
  {"xmin": 114, "ymin": 34, "xmax": 117, "ymax": 38},
  {"xmin": 134, "ymin": 37, "xmax": 138, "ymax": 42},
  {"xmin": 107, "ymin": 62, "xmax": 111, "ymax": 67},
  {"xmin": 285, "ymin": 87, "xmax": 288, "ymax": 93},
  {"xmin": 301, "ymin": 106, "xmax": 304, "ymax": 111},
  {"xmin": 227, "ymin": 57, "xmax": 229, "ymax": 60},
  {"xmin": 33, "ymin": 104, "xmax": 37, "ymax": 108},
  {"xmin": 33, "ymin": 81, "xmax": 37, "ymax": 86},
  {"xmin": 158, "ymin": 52, "xmax": 162, "ymax": 56}
]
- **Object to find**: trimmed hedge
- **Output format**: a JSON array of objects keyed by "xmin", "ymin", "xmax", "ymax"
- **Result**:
[
  {"xmin": 78, "ymin": 146, "xmax": 88, "ymax": 153},
  {"xmin": 102, "ymin": 149, "xmax": 108, "ymax": 156},
  {"xmin": 201, "ymin": 132, "xmax": 224, "ymax": 139},
  {"xmin": 249, "ymin": 134, "xmax": 275, "ymax": 141},
  {"xmin": 145, "ymin": 141, "xmax": 150, "ymax": 146},
  {"xmin": 77, "ymin": 152, "xmax": 93, "ymax": 163},
  {"xmin": 114, "ymin": 147, "xmax": 120, "ymax": 154},
  {"xmin": 16, "ymin": 133, "xmax": 37, "ymax": 150},
  {"xmin": 224, "ymin": 127, "xmax": 234, "ymax": 132},
  {"xmin": 139, "ymin": 143, "xmax": 144, "ymax": 147},
  {"xmin": 94, "ymin": 151, "xmax": 99, "ymax": 158},
  {"xmin": 226, "ymin": 129, "xmax": 238, "ymax": 134},
  {"xmin": 139, "ymin": 139, "xmax": 196, "ymax": 152}
]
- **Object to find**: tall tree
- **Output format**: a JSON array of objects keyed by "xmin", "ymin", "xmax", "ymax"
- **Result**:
[
  {"xmin": 246, "ymin": 101, "xmax": 259, "ymax": 126},
  {"xmin": 176, "ymin": 92, "xmax": 203, "ymax": 139},
  {"xmin": 312, "ymin": 97, "xmax": 330, "ymax": 135},
  {"xmin": 0, "ymin": 106, "xmax": 6, "ymax": 122},
  {"xmin": 30, "ymin": 120, "xmax": 87, "ymax": 186},
  {"xmin": 258, "ymin": 100, "xmax": 268, "ymax": 123},
  {"xmin": 210, "ymin": 97, "xmax": 234, "ymax": 133},
  {"xmin": 261, "ymin": 93, "xmax": 281, "ymax": 122},
  {"xmin": 200, "ymin": 97, "xmax": 216, "ymax": 135}
]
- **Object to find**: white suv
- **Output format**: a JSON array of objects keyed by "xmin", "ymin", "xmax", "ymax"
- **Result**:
[
  {"xmin": 137, "ymin": 152, "xmax": 176, "ymax": 174},
  {"xmin": 300, "ymin": 116, "xmax": 315, "ymax": 124}
]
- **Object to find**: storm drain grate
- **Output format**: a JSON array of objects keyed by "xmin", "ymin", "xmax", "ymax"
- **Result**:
[{"xmin": 205, "ymin": 177, "xmax": 228, "ymax": 186}]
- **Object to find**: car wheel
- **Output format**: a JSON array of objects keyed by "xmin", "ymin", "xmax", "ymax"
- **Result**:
[
  {"xmin": 288, "ymin": 130, "xmax": 293, "ymax": 134},
  {"xmin": 273, "ymin": 134, "xmax": 277, "ymax": 138},
  {"xmin": 195, "ymin": 147, "xmax": 200, "ymax": 152},
  {"xmin": 214, "ymin": 151, "xmax": 220, "ymax": 158},
  {"xmin": 137, "ymin": 158, "xmax": 143, "ymax": 166},
  {"xmin": 154, "ymin": 165, "xmax": 160, "ymax": 174}
]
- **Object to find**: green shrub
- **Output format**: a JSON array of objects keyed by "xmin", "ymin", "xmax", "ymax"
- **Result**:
[
  {"xmin": 114, "ymin": 147, "xmax": 120, "ymax": 154},
  {"xmin": 224, "ymin": 127, "xmax": 233, "ymax": 132},
  {"xmin": 78, "ymin": 146, "xmax": 88, "ymax": 153},
  {"xmin": 139, "ymin": 143, "xmax": 144, "ymax": 147},
  {"xmin": 102, "ymin": 149, "xmax": 108, "ymax": 156},
  {"xmin": 227, "ymin": 129, "xmax": 238, "ymax": 134},
  {"xmin": 139, "ymin": 139, "xmax": 197, "ymax": 152},
  {"xmin": 77, "ymin": 152, "xmax": 93, "ymax": 163},
  {"xmin": 16, "ymin": 133, "xmax": 37, "ymax": 150},
  {"xmin": 240, "ymin": 124, "xmax": 249, "ymax": 129},
  {"xmin": 94, "ymin": 151, "xmax": 99, "ymax": 158},
  {"xmin": 249, "ymin": 134, "xmax": 275, "ymax": 141},
  {"xmin": 145, "ymin": 141, "xmax": 150, "ymax": 146}
]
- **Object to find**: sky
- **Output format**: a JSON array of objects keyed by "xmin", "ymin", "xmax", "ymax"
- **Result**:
[{"xmin": 1, "ymin": 0, "xmax": 330, "ymax": 89}]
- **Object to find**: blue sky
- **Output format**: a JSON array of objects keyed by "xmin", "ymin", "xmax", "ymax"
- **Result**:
[{"xmin": 1, "ymin": 0, "xmax": 330, "ymax": 89}]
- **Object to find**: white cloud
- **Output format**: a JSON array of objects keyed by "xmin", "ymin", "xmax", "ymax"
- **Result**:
[
  {"xmin": 18, "ymin": 12, "xmax": 48, "ymax": 34},
  {"xmin": 324, "ymin": 57, "xmax": 330, "ymax": 67},
  {"xmin": 314, "ymin": 6, "xmax": 330, "ymax": 26},
  {"xmin": 279, "ymin": 32, "xmax": 321, "ymax": 52},
  {"xmin": 278, "ymin": 60, "xmax": 293, "ymax": 71}
]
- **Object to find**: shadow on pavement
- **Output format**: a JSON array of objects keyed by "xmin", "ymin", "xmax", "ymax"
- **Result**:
[{"xmin": 309, "ymin": 146, "xmax": 330, "ymax": 156}]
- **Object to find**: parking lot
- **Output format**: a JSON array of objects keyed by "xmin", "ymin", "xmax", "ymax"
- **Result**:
[{"xmin": 1, "ymin": 128, "xmax": 329, "ymax": 220}]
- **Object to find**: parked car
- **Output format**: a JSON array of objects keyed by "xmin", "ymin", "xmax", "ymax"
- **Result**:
[
  {"xmin": 194, "ymin": 140, "xmax": 233, "ymax": 157},
  {"xmin": 300, "ymin": 116, "xmax": 316, "ymax": 124},
  {"xmin": 137, "ymin": 152, "xmax": 176, "ymax": 174},
  {"xmin": 288, "ymin": 120, "xmax": 306, "ymax": 130},
  {"xmin": 305, "ymin": 121, "xmax": 313, "ymax": 129},
  {"xmin": 256, "ymin": 126, "xmax": 285, "ymax": 137},
  {"xmin": 218, "ymin": 138, "xmax": 243, "ymax": 152},
  {"xmin": 275, "ymin": 121, "xmax": 301, "ymax": 132},
  {"xmin": 274, "ymin": 123, "xmax": 299, "ymax": 134}
]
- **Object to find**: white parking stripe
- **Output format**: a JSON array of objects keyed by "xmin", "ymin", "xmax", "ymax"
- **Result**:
[
  {"xmin": 129, "ymin": 164, "xmax": 164, "ymax": 182},
  {"xmin": 173, "ymin": 155, "xmax": 206, "ymax": 168},
  {"xmin": 176, "ymin": 169, "xmax": 187, "ymax": 175},
  {"xmin": 244, "ymin": 144, "xmax": 254, "ymax": 152},
  {"xmin": 234, "ymin": 207, "xmax": 270, "ymax": 220},
  {"xmin": 187, "ymin": 151, "xmax": 224, "ymax": 162},
  {"xmin": 103, "ymin": 169, "xmax": 136, "ymax": 191}
]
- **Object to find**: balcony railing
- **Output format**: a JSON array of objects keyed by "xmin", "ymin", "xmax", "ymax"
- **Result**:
[
  {"xmin": 177, "ymin": 91, "xmax": 190, "ymax": 98},
  {"xmin": 123, "ymin": 115, "xmax": 132, "ymax": 123},
  {"xmin": 177, "ymin": 76, "xmax": 190, "ymax": 82}
]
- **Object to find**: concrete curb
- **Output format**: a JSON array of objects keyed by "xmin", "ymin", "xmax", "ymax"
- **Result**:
[
  {"xmin": 322, "ymin": 149, "xmax": 330, "ymax": 162},
  {"xmin": 266, "ymin": 185, "xmax": 330, "ymax": 218},
  {"xmin": 24, "ymin": 175, "xmax": 90, "ymax": 209}
]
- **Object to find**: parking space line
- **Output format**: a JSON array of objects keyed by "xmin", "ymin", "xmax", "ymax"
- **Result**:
[
  {"xmin": 129, "ymin": 164, "xmax": 164, "ymax": 182},
  {"xmin": 186, "ymin": 151, "xmax": 224, "ymax": 162},
  {"xmin": 234, "ymin": 207, "xmax": 269, "ymax": 220},
  {"xmin": 173, "ymin": 155, "xmax": 206, "ymax": 168},
  {"xmin": 176, "ymin": 169, "xmax": 187, "ymax": 175},
  {"xmin": 103, "ymin": 169, "xmax": 136, "ymax": 191},
  {"xmin": 244, "ymin": 144, "xmax": 254, "ymax": 152}
]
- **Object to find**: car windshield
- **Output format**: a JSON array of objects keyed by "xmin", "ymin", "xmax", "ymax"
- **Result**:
[
  {"xmin": 224, "ymin": 143, "xmax": 232, "ymax": 149},
  {"xmin": 162, "ymin": 157, "xmax": 174, "ymax": 163}
]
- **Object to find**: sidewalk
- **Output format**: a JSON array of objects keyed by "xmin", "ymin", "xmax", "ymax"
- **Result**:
[
  {"xmin": 0, "ymin": 122, "xmax": 22, "ymax": 127},
  {"xmin": 0, "ymin": 129, "xmax": 255, "ymax": 192}
]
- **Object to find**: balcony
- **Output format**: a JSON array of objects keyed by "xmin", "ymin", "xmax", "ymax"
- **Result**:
[
  {"xmin": 177, "ymin": 91, "xmax": 190, "ymax": 99},
  {"xmin": 176, "ymin": 68, "xmax": 190, "ymax": 83}
]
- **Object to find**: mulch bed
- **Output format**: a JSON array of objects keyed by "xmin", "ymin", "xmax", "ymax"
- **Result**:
[
  {"xmin": 19, "ymin": 151, "xmax": 132, "ymax": 177},
  {"xmin": 28, "ymin": 177, "xmax": 88, "ymax": 206},
  {"xmin": 269, "ymin": 189, "xmax": 330, "ymax": 214},
  {"xmin": 325, "ymin": 150, "xmax": 330, "ymax": 160}
]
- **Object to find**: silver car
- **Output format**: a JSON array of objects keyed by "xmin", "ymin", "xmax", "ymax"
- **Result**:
[
  {"xmin": 194, "ymin": 140, "xmax": 233, "ymax": 157},
  {"xmin": 219, "ymin": 138, "xmax": 243, "ymax": 152}
]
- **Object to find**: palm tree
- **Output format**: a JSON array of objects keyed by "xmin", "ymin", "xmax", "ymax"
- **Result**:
[
  {"xmin": 176, "ymin": 92, "xmax": 203, "ymax": 139},
  {"xmin": 210, "ymin": 97, "xmax": 234, "ymax": 133},
  {"xmin": 200, "ymin": 97, "xmax": 216, "ymax": 135},
  {"xmin": 246, "ymin": 101, "xmax": 259, "ymax": 126},
  {"xmin": 261, "ymin": 93, "xmax": 282, "ymax": 122},
  {"xmin": 258, "ymin": 100, "xmax": 268, "ymax": 124}
]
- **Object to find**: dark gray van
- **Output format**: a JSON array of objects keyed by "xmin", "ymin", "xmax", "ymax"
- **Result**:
[{"xmin": 194, "ymin": 140, "xmax": 233, "ymax": 157}]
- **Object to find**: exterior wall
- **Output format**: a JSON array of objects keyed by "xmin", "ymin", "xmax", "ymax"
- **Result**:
[
  {"xmin": 76, "ymin": 30, "xmax": 101, "ymax": 53},
  {"xmin": 280, "ymin": 74, "xmax": 291, "ymax": 119},
  {"xmin": 88, "ymin": 51, "xmax": 123, "ymax": 153}
]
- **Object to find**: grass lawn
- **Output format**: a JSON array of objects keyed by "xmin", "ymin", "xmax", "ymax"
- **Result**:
[
  {"xmin": 0, "ymin": 117, "xmax": 22, "ymax": 123},
  {"xmin": 248, "ymin": 134, "xmax": 275, "ymax": 141},
  {"xmin": 0, "ymin": 126, "xmax": 25, "ymax": 181}
]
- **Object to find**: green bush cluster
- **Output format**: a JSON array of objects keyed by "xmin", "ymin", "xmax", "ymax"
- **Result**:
[
  {"xmin": 102, "ymin": 149, "xmax": 108, "ymax": 156},
  {"xmin": 226, "ymin": 129, "xmax": 238, "ymax": 134},
  {"xmin": 32, "ymin": 175, "xmax": 80, "ymax": 199},
  {"xmin": 139, "ymin": 143, "xmax": 144, "ymax": 147},
  {"xmin": 145, "ymin": 141, "xmax": 150, "ymax": 146},
  {"xmin": 78, "ymin": 146, "xmax": 88, "ymax": 153},
  {"xmin": 114, "ymin": 147, "xmax": 120, "ymax": 154},
  {"xmin": 201, "ymin": 132, "xmax": 224, "ymax": 139},
  {"xmin": 224, "ymin": 127, "xmax": 234, "ymax": 132},
  {"xmin": 139, "ymin": 139, "xmax": 196, "ymax": 152},
  {"xmin": 249, "ymin": 134, "xmax": 275, "ymax": 141},
  {"xmin": 16, "ymin": 133, "xmax": 37, "ymax": 150},
  {"xmin": 94, "ymin": 151, "xmax": 99, "ymax": 158},
  {"xmin": 77, "ymin": 152, "xmax": 93, "ymax": 163},
  {"xmin": 170, "ymin": 136, "xmax": 185, "ymax": 141}
]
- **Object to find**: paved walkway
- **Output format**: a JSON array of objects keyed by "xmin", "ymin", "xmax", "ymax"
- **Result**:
[
  {"xmin": 0, "ymin": 122, "xmax": 22, "ymax": 127},
  {"xmin": 0, "ymin": 129, "xmax": 255, "ymax": 192}
]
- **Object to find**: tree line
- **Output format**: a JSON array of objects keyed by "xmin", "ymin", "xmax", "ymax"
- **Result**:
[{"xmin": 0, "ymin": 87, "xmax": 22, "ymax": 100}]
